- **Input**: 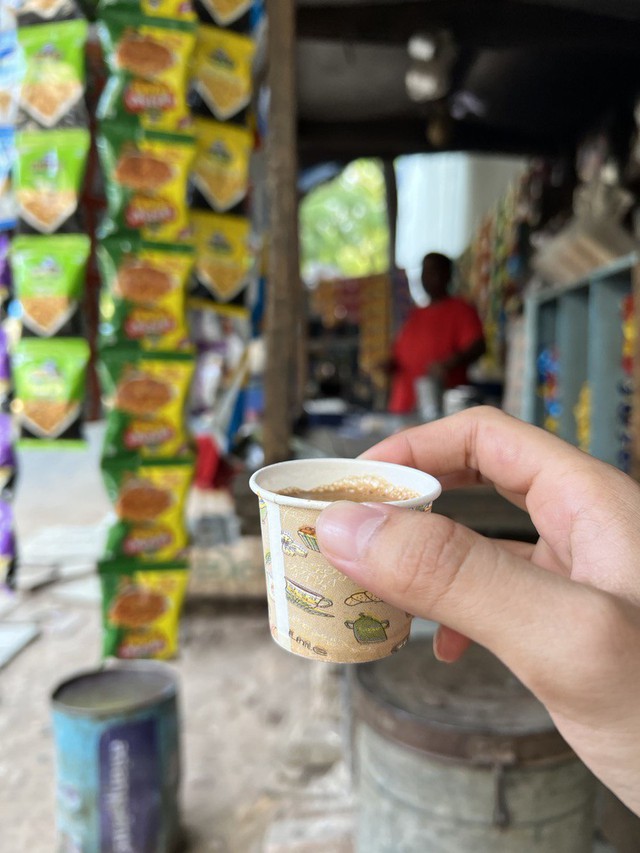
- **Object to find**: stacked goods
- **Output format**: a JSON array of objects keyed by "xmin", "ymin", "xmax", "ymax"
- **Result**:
[
  {"xmin": 95, "ymin": 0, "xmax": 197, "ymax": 658},
  {"xmin": 186, "ymin": 4, "xmax": 263, "ymax": 450}
]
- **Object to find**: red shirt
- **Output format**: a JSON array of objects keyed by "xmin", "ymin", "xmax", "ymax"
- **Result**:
[{"xmin": 389, "ymin": 296, "xmax": 484, "ymax": 414}]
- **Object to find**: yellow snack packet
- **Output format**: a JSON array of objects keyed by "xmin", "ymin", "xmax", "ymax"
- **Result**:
[
  {"xmin": 192, "ymin": 25, "xmax": 254, "ymax": 121},
  {"xmin": 99, "ymin": 559, "xmax": 189, "ymax": 659},
  {"xmin": 99, "ymin": 122, "xmax": 195, "ymax": 242},
  {"xmin": 193, "ymin": 117, "xmax": 252, "ymax": 212},
  {"xmin": 101, "ymin": 456, "xmax": 193, "ymax": 562},
  {"xmin": 98, "ymin": 9, "xmax": 196, "ymax": 132},
  {"xmin": 100, "ymin": 349, "xmax": 194, "ymax": 458},
  {"xmin": 191, "ymin": 210, "xmax": 255, "ymax": 302}
]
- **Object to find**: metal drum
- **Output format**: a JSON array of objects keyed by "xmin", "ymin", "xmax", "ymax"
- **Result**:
[
  {"xmin": 352, "ymin": 640, "xmax": 595, "ymax": 853},
  {"xmin": 51, "ymin": 661, "xmax": 181, "ymax": 853}
]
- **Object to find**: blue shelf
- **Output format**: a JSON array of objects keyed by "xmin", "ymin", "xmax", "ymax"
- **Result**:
[{"xmin": 523, "ymin": 257, "xmax": 636, "ymax": 471}]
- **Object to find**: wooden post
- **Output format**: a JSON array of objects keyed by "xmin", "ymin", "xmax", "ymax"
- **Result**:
[
  {"xmin": 382, "ymin": 158, "xmax": 398, "ymax": 272},
  {"xmin": 264, "ymin": 0, "xmax": 300, "ymax": 464}
]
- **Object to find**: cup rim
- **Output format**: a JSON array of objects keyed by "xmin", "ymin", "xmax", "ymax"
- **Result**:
[{"xmin": 249, "ymin": 457, "xmax": 441, "ymax": 510}]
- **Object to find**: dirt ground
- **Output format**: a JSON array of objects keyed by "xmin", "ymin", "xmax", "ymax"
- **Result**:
[{"xmin": 1, "ymin": 426, "xmax": 352, "ymax": 852}]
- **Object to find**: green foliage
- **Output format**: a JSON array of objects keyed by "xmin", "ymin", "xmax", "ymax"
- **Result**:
[{"xmin": 300, "ymin": 159, "xmax": 389, "ymax": 280}]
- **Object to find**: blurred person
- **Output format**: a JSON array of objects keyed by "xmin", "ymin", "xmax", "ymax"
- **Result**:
[
  {"xmin": 388, "ymin": 252, "xmax": 485, "ymax": 414},
  {"xmin": 317, "ymin": 408, "xmax": 640, "ymax": 817}
]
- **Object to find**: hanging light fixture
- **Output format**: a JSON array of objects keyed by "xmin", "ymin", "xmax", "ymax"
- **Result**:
[{"xmin": 405, "ymin": 31, "xmax": 457, "ymax": 103}]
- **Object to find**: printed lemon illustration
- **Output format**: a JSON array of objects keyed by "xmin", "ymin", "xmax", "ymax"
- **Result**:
[
  {"xmin": 259, "ymin": 498, "xmax": 267, "ymax": 524},
  {"xmin": 345, "ymin": 613, "xmax": 390, "ymax": 644},
  {"xmin": 281, "ymin": 532, "xmax": 306, "ymax": 557}
]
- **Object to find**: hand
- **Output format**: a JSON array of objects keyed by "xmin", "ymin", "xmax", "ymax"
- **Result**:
[{"xmin": 316, "ymin": 407, "xmax": 640, "ymax": 816}]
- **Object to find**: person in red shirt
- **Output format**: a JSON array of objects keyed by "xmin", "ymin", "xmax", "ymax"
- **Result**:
[{"xmin": 389, "ymin": 252, "xmax": 485, "ymax": 414}]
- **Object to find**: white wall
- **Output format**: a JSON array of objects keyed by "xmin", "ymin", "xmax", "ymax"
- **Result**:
[{"xmin": 395, "ymin": 152, "xmax": 525, "ymax": 303}]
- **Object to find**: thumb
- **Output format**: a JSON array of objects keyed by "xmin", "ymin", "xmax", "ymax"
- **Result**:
[{"xmin": 315, "ymin": 501, "xmax": 624, "ymax": 710}]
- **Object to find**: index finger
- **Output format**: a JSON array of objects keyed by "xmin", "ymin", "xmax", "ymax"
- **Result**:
[{"xmin": 360, "ymin": 407, "xmax": 618, "ymax": 562}]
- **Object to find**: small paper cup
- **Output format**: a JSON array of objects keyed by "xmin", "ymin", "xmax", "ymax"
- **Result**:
[{"xmin": 249, "ymin": 458, "xmax": 441, "ymax": 664}]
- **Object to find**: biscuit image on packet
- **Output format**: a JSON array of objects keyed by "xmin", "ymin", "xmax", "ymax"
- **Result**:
[
  {"xmin": 99, "ymin": 347, "xmax": 194, "ymax": 457},
  {"xmin": 12, "ymin": 337, "xmax": 90, "ymax": 444},
  {"xmin": 14, "ymin": 128, "xmax": 90, "ymax": 233},
  {"xmin": 98, "ymin": 235, "xmax": 193, "ymax": 351},
  {"xmin": 99, "ymin": 558, "xmax": 189, "ymax": 659},
  {"xmin": 98, "ymin": 121, "xmax": 195, "ymax": 242},
  {"xmin": 191, "ymin": 209, "xmax": 255, "ymax": 302},
  {"xmin": 11, "ymin": 234, "xmax": 90, "ymax": 337},
  {"xmin": 17, "ymin": 19, "xmax": 88, "ymax": 129},
  {"xmin": 97, "ymin": 7, "xmax": 196, "ymax": 132},
  {"xmin": 101, "ymin": 455, "xmax": 193, "ymax": 562}
]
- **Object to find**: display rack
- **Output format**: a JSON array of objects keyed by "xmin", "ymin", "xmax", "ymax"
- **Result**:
[{"xmin": 522, "ymin": 252, "xmax": 639, "ymax": 471}]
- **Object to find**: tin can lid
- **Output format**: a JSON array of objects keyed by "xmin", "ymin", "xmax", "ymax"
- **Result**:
[
  {"xmin": 353, "ymin": 639, "xmax": 572, "ymax": 765},
  {"xmin": 52, "ymin": 660, "xmax": 178, "ymax": 717}
]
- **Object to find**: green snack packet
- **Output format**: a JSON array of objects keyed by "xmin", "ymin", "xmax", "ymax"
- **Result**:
[
  {"xmin": 11, "ymin": 234, "xmax": 90, "ymax": 337},
  {"xmin": 97, "ymin": 8, "xmax": 195, "ymax": 132},
  {"xmin": 99, "ymin": 347, "xmax": 194, "ymax": 457},
  {"xmin": 17, "ymin": 19, "xmax": 88, "ymax": 129},
  {"xmin": 14, "ymin": 128, "xmax": 90, "ymax": 233},
  {"xmin": 97, "ymin": 235, "xmax": 193, "ymax": 351},
  {"xmin": 97, "ymin": 121, "xmax": 195, "ymax": 242},
  {"xmin": 98, "ymin": 0, "xmax": 197, "ymax": 24},
  {"xmin": 101, "ymin": 455, "xmax": 193, "ymax": 562},
  {"xmin": 12, "ymin": 337, "xmax": 90, "ymax": 444},
  {"xmin": 99, "ymin": 558, "xmax": 189, "ymax": 660}
]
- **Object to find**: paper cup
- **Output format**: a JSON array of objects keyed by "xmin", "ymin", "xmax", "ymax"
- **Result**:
[{"xmin": 249, "ymin": 458, "xmax": 441, "ymax": 664}]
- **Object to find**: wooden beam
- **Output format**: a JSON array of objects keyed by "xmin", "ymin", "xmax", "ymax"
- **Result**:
[{"xmin": 264, "ymin": 0, "xmax": 300, "ymax": 464}]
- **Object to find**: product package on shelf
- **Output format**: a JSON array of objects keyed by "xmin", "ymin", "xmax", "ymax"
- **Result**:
[
  {"xmin": 98, "ymin": 0, "xmax": 196, "ymax": 20},
  {"xmin": 101, "ymin": 454, "xmax": 193, "ymax": 562},
  {"xmin": 190, "ymin": 209, "xmax": 256, "ymax": 302},
  {"xmin": 12, "ymin": 336, "xmax": 90, "ymax": 445},
  {"xmin": 17, "ymin": 19, "xmax": 89, "ymax": 130},
  {"xmin": 15, "ymin": 0, "xmax": 85, "ymax": 25},
  {"xmin": 97, "ymin": 5, "xmax": 196, "ymax": 132},
  {"xmin": 190, "ymin": 24, "xmax": 255, "ymax": 123},
  {"xmin": 97, "ymin": 121, "xmax": 195, "ymax": 242},
  {"xmin": 97, "ymin": 235, "xmax": 193, "ymax": 351},
  {"xmin": 13, "ymin": 127, "xmax": 90, "ymax": 233},
  {"xmin": 0, "ymin": 128, "xmax": 17, "ymax": 231},
  {"xmin": 99, "ymin": 346, "xmax": 194, "ymax": 458},
  {"xmin": 98, "ymin": 557, "xmax": 189, "ymax": 659},
  {"xmin": 0, "ymin": 29, "xmax": 25, "ymax": 128},
  {"xmin": 10, "ymin": 233, "xmax": 91, "ymax": 337},
  {"xmin": 190, "ymin": 116, "xmax": 252, "ymax": 213}
]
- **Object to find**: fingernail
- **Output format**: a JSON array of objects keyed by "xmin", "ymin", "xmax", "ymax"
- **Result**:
[{"xmin": 316, "ymin": 501, "xmax": 390, "ymax": 564}]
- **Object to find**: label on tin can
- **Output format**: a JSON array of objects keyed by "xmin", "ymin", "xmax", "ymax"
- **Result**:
[{"xmin": 99, "ymin": 717, "xmax": 160, "ymax": 852}]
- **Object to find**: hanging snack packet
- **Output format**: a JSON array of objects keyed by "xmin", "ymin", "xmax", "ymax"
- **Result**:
[
  {"xmin": 98, "ymin": 236, "xmax": 193, "ymax": 352},
  {"xmin": 196, "ymin": 0, "xmax": 252, "ymax": 28},
  {"xmin": 100, "ymin": 347, "xmax": 194, "ymax": 457},
  {"xmin": 0, "ymin": 234, "xmax": 11, "ymax": 305},
  {"xmin": 98, "ymin": 121, "xmax": 194, "ymax": 242},
  {"xmin": 0, "ymin": 327, "xmax": 12, "ymax": 409},
  {"xmin": 14, "ymin": 128, "xmax": 90, "ymax": 233},
  {"xmin": 0, "ymin": 414, "xmax": 17, "ymax": 499},
  {"xmin": 101, "ymin": 456, "xmax": 192, "ymax": 561},
  {"xmin": 99, "ymin": 558, "xmax": 189, "ymax": 659},
  {"xmin": 16, "ymin": 0, "xmax": 82, "ymax": 25},
  {"xmin": 98, "ymin": 7, "xmax": 195, "ymax": 132},
  {"xmin": 0, "ymin": 128, "xmax": 17, "ymax": 231},
  {"xmin": 11, "ymin": 234, "xmax": 90, "ymax": 337},
  {"xmin": 12, "ymin": 337, "xmax": 90, "ymax": 443},
  {"xmin": 98, "ymin": 0, "xmax": 196, "ymax": 22},
  {"xmin": 0, "ymin": 500, "xmax": 16, "ymax": 589},
  {"xmin": 17, "ymin": 20, "xmax": 88, "ymax": 129},
  {"xmin": 191, "ymin": 26, "xmax": 255, "ymax": 122},
  {"xmin": 191, "ymin": 210, "xmax": 255, "ymax": 302},
  {"xmin": 0, "ymin": 31, "xmax": 25, "ymax": 127},
  {"xmin": 192, "ymin": 118, "xmax": 252, "ymax": 212}
]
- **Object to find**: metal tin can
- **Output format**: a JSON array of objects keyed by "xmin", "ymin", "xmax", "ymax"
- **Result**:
[
  {"xmin": 51, "ymin": 661, "xmax": 181, "ymax": 853},
  {"xmin": 351, "ymin": 640, "xmax": 595, "ymax": 853}
]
